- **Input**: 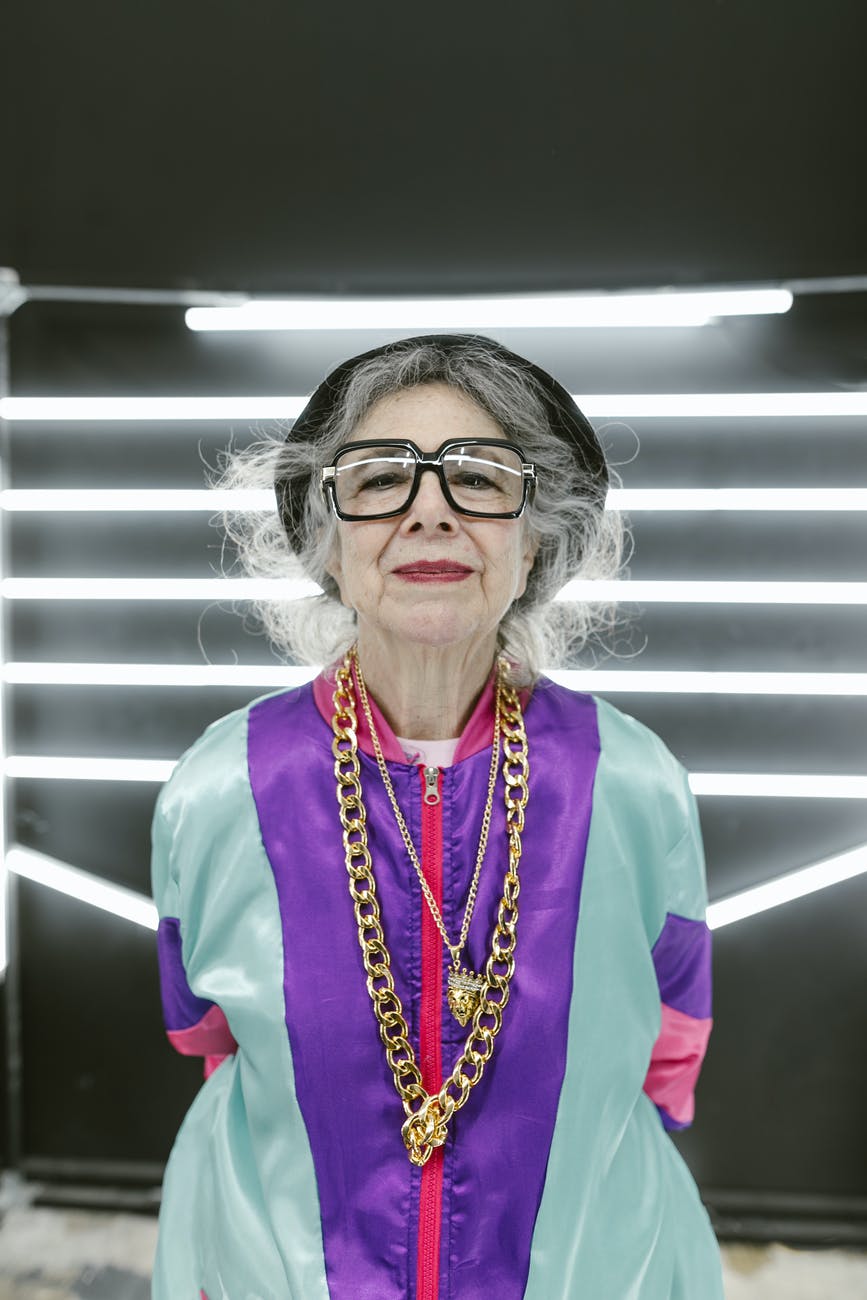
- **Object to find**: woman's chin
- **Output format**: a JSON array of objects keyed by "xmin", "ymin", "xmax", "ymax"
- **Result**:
[
  {"xmin": 395, "ymin": 620, "xmax": 478, "ymax": 650},
  {"xmin": 365, "ymin": 604, "xmax": 492, "ymax": 652}
]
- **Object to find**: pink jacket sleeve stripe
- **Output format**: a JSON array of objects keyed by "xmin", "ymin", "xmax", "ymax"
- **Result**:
[
  {"xmin": 644, "ymin": 1002, "xmax": 713, "ymax": 1128},
  {"xmin": 166, "ymin": 1001, "xmax": 237, "ymax": 1058}
]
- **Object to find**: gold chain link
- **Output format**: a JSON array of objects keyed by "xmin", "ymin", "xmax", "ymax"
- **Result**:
[{"xmin": 331, "ymin": 648, "xmax": 530, "ymax": 1166}]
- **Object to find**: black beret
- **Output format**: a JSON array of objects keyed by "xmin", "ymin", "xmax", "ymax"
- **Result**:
[{"xmin": 275, "ymin": 333, "xmax": 607, "ymax": 554}]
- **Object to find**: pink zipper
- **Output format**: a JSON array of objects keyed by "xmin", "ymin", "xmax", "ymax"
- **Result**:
[{"xmin": 416, "ymin": 764, "xmax": 444, "ymax": 1300}]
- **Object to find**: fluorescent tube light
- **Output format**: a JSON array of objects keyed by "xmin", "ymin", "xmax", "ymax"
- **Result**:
[
  {"xmin": 609, "ymin": 488, "xmax": 867, "ymax": 512},
  {"xmin": 3, "ymin": 487, "xmax": 865, "ymax": 513},
  {"xmin": 5, "ymin": 755, "xmax": 864, "ymax": 797},
  {"xmin": 2, "ymin": 577, "xmax": 865, "ymax": 605},
  {"xmin": 184, "ymin": 289, "xmax": 792, "ymax": 332},
  {"xmin": 689, "ymin": 773, "xmax": 867, "ymax": 798},
  {"xmin": 3, "ymin": 663, "xmax": 318, "ymax": 687},
  {"xmin": 5, "ymin": 663, "xmax": 867, "ymax": 695},
  {"xmin": 0, "ymin": 488, "xmax": 276, "ymax": 512},
  {"xmin": 7, "ymin": 838, "xmax": 862, "ymax": 941},
  {"xmin": 707, "ymin": 842, "xmax": 867, "ymax": 929},
  {"xmin": 6, "ymin": 846, "xmax": 158, "ymax": 930},
  {"xmin": 547, "ymin": 670, "xmax": 867, "ymax": 697},
  {"xmin": 0, "ymin": 397, "xmax": 306, "ymax": 421},
  {"xmin": 4, "ymin": 756, "xmax": 176, "ymax": 782},
  {"xmin": 582, "ymin": 393, "xmax": 867, "ymax": 418},
  {"xmin": 5, "ymin": 391, "xmax": 865, "ymax": 422},
  {"xmin": 0, "ymin": 578, "xmax": 321, "ymax": 601},
  {"xmin": 556, "ymin": 580, "xmax": 867, "ymax": 605}
]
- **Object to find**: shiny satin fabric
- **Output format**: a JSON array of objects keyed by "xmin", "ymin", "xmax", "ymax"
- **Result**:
[{"xmin": 151, "ymin": 681, "xmax": 723, "ymax": 1299}]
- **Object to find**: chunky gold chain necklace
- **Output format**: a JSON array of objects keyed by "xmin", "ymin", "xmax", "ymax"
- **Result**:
[
  {"xmin": 352, "ymin": 646, "xmax": 501, "ymax": 1026},
  {"xmin": 331, "ymin": 648, "xmax": 530, "ymax": 1167}
]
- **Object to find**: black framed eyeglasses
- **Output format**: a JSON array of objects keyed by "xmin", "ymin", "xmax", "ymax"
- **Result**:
[{"xmin": 321, "ymin": 438, "xmax": 537, "ymax": 521}]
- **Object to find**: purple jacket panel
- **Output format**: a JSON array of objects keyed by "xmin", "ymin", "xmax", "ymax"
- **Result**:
[
  {"xmin": 650, "ymin": 912, "xmax": 712, "ymax": 1020},
  {"xmin": 156, "ymin": 916, "xmax": 215, "ymax": 1030}
]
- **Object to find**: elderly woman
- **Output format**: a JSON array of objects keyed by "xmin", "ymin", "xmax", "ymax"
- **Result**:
[{"xmin": 152, "ymin": 334, "xmax": 723, "ymax": 1298}]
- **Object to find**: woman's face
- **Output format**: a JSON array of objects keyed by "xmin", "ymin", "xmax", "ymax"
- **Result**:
[{"xmin": 325, "ymin": 382, "xmax": 537, "ymax": 654}]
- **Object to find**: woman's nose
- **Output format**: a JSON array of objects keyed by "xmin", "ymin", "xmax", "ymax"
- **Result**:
[{"xmin": 400, "ymin": 466, "xmax": 458, "ymax": 532}]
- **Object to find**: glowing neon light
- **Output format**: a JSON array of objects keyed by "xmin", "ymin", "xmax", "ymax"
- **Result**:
[
  {"xmin": 0, "ymin": 578, "xmax": 320, "ymax": 600},
  {"xmin": 4, "ymin": 663, "xmax": 866, "ymax": 695},
  {"xmin": 5, "ymin": 754, "xmax": 865, "ymax": 798},
  {"xmin": 689, "ymin": 773, "xmax": 867, "ymax": 799},
  {"xmin": 184, "ymin": 289, "xmax": 792, "ymax": 332},
  {"xmin": 2, "ymin": 487, "xmax": 865, "ymax": 513},
  {"xmin": 6, "ymin": 390, "xmax": 867, "ymax": 423},
  {"xmin": 3, "ymin": 663, "xmax": 318, "ymax": 687},
  {"xmin": 2, "ymin": 578, "xmax": 865, "ymax": 605},
  {"xmin": 6, "ymin": 846, "xmax": 158, "ymax": 930},
  {"xmin": 4, "ymin": 756, "xmax": 175, "ymax": 782},
  {"xmin": 7, "ymin": 837, "xmax": 865, "ymax": 940},
  {"xmin": 546, "ymin": 670, "xmax": 867, "ymax": 697},
  {"xmin": 707, "ymin": 842, "xmax": 867, "ymax": 929}
]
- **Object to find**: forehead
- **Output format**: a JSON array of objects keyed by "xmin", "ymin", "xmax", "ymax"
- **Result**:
[{"xmin": 348, "ymin": 382, "xmax": 506, "ymax": 449}]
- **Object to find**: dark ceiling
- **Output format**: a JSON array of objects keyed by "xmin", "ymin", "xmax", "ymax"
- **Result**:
[{"xmin": 3, "ymin": 0, "xmax": 867, "ymax": 296}]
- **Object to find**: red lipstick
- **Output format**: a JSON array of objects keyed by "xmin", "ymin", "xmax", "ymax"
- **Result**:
[{"xmin": 392, "ymin": 560, "xmax": 475, "ymax": 584}]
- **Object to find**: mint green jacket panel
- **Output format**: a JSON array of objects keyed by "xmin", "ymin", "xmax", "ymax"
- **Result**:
[
  {"xmin": 524, "ymin": 698, "xmax": 724, "ymax": 1300},
  {"xmin": 151, "ymin": 704, "xmax": 330, "ymax": 1300}
]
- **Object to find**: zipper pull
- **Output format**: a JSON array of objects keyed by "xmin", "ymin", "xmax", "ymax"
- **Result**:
[{"xmin": 422, "ymin": 765, "xmax": 441, "ymax": 806}]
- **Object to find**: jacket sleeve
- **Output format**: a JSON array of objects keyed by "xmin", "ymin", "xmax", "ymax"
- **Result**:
[
  {"xmin": 151, "ymin": 784, "xmax": 238, "ymax": 1080},
  {"xmin": 642, "ymin": 764, "xmax": 713, "ymax": 1131}
]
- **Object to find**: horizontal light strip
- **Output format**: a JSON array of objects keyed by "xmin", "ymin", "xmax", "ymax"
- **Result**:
[
  {"xmin": 4, "ymin": 663, "xmax": 867, "ymax": 696},
  {"xmin": 611, "ymin": 488, "xmax": 867, "ymax": 512},
  {"xmin": 546, "ymin": 670, "xmax": 867, "ymax": 697},
  {"xmin": 3, "ymin": 663, "xmax": 319, "ymax": 687},
  {"xmin": 9, "ymin": 835, "xmax": 864, "ymax": 937},
  {"xmin": 584, "ymin": 393, "xmax": 867, "ymax": 418},
  {"xmin": 3, "ymin": 577, "xmax": 866, "ymax": 605},
  {"xmin": 707, "ymin": 842, "xmax": 867, "ymax": 929},
  {"xmin": 3, "ymin": 487, "xmax": 867, "ymax": 513},
  {"xmin": 4, "ymin": 392, "xmax": 866, "ymax": 422},
  {"xmin": 6, "ymin": 845, "xmax": 159, "ymax": 930},
  {"xmin": 556, "ymin": 580, "xmax": 867, "ymax": 605},
  {"xmin": 0, "ymin": 397, "xmax": 307, "ymax": 421},
  {"xmin": 5, "ymin": 755, "xmax": 865, "ymax": 798},
  {"xmin": 184, "ymin": 289, "xmax": 793, "ymax": 331},
  {"xmin": 0, "ymin": 488, "xmax": 275, "ymax": 512},
  {"xmin": 690, "ymin": 773, "xmax": 867, "ymax": 798},
  {"xmin": 0, "ymin": 578, "xmax": 321, "ymax": 600},
  {"xmin": 5, "ymin": 756, "xmax": 176, "ymax": 782}
]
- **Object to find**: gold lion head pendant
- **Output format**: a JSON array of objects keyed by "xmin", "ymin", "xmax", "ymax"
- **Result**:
[{"xmin": 447, "ymin": 968, "xmax": 486, "ymax": 1026}]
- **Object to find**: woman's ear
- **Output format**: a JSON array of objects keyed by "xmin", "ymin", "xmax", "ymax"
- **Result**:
[
  {"xmin": 323, "ymin": 539, "xmax": 346, "ymax": 605},
  {"xmin": 516, "ymin": 530, "xmax": 541, "ymax": 600}
]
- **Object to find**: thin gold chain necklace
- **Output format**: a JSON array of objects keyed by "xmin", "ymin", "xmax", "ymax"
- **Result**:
[
  {"xmin": 352, "ymin": 646, "xmax": 501, "ymax": 1026},
  {"xmin": 331, "ymin": 648, "xmax": 530, "ymax": 1166}
]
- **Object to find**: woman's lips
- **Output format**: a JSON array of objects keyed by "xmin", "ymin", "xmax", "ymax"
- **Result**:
[{"xmin": 392, "ymin": 561, "xmax": 475, "ymax": 584}]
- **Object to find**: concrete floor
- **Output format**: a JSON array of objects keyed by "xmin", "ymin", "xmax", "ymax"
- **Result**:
[{"xmin": 0, "ymin": 1198, "xmax": 866, "ymax": 1299}]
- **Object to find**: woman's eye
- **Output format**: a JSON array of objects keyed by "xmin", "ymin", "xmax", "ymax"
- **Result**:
[
  {"xmin": 359, "ymin": 470, "xmax": 405, "ymax": 491},
  {"xmin": 453, "ymin": 471, "xmax": 496, "ymax": 490}
]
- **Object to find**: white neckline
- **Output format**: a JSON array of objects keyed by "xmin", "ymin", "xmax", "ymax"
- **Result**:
[{"xmin": 395, "ymin": 735, "xmax": 460, "ymax": 768}]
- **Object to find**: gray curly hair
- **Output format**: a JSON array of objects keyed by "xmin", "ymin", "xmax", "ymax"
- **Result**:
[{"xmin": 211, "ymin": 338, "xmax": 626, "ymax": 681}]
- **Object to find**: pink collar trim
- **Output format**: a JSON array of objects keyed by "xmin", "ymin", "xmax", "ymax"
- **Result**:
[{"xmin": 312, "ymin": 659, "xmax": 509, "ymax": 763}]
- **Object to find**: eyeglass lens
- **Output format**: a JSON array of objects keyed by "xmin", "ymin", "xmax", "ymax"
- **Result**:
[{"xmin": 333, "ymin": 443, "xmax": 525, "ymax": 516}]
